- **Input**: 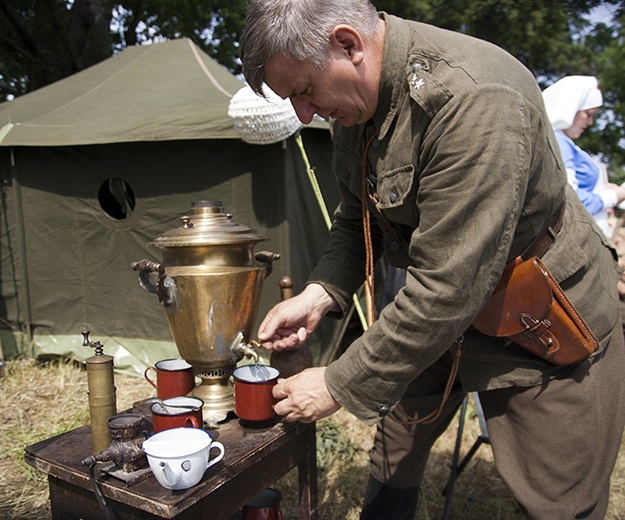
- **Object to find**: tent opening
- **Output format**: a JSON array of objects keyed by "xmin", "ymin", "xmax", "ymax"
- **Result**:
[{"xmin": 98, "ymin": 177, "xmax": 136, "ymax": 220}]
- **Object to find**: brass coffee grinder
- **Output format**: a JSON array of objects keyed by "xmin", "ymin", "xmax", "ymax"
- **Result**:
[
  {"xmin": 131, "ymin": 200, "xmax": 279, "ymax": 426},
  {"xmin": 81, "ymin": 331, "xmax": 151, "ymax": 485}
]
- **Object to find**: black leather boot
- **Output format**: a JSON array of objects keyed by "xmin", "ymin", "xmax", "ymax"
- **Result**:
[{"xmin": 360, "ymin": 474, "xmax": 419, "ymax": 520}]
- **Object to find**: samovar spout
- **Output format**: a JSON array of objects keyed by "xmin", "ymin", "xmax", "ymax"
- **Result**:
[{"xmin": 231, "ymin": 331, "xmax": 260, "ymax": 364}]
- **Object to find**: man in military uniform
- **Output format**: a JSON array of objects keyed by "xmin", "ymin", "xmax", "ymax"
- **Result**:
[{"xmin": 240, "ymin": 1, "xmax": 625, "ymax": 518}]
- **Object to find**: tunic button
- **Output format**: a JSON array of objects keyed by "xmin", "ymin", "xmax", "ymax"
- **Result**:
[
  {"xmin": 378, "ymin": 405, "xmax": 391, "ymax": 417},
  {"xmin": 390, "ymin": 242, "xmax": 400, "ymax": 252},
  {"xmin": 412, "ymin": 63, "xmax": 422, "ymax": 72},
  {"xmin": 372, "ymin": 138, "xmax": 380, "ymax": 148},
  {"xmin": 389, "ymin": 191, "xmax": 398, "ymax": 203}
]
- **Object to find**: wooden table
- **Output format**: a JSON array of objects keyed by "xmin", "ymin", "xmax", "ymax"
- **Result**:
[{"xmin": 24, "ymin": 402, "xmax": 318, "ymax": 519}]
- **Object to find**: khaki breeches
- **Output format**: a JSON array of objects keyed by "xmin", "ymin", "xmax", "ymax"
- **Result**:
[{"xmin": 369, "ymin": 326, "xmax": 625, "ymax": 519}]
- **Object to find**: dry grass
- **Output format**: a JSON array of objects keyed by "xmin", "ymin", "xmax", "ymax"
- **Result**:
[{"xmin": 1, "ymin": 358, "xmax": 625, "ymax": 520}]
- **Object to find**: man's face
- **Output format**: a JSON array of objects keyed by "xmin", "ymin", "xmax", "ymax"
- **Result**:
[{"xmin": 265, "ymin": 51, "xmax": 377, "ymax": 127}]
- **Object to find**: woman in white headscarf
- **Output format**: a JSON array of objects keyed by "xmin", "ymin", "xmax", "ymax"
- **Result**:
[{"xmin": 543, "ymin": 75, "xmax": 625, "ymax": 238}]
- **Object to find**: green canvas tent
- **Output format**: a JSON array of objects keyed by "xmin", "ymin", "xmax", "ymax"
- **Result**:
[{"xmin": 0, "ymin": 38, "xmax": 347, "ymax": 374}]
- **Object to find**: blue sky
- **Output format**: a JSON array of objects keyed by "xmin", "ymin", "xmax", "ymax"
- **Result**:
[{"xmin": 589, "ymin": 3, "xmax": 617, "ymax": 24}]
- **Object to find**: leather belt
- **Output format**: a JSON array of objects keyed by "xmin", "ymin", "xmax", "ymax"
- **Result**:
[{"xmin": 520, "ymin": 199, "xmax": 565, "ymax": 260}]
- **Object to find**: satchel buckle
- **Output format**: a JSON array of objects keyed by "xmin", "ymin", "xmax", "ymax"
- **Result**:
[{"xmin": 520, "ymin": 313, "xmax": 553, "ymax": 345}]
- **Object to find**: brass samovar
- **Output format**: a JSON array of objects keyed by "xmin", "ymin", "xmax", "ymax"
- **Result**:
[{"xmin": 131, "ymin": 200, "xmax": 279, "ymax": 426}]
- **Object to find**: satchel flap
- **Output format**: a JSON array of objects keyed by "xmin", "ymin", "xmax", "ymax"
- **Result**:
[{"xmin": 473, "ymin": 257, "xmax": 553, "ymax": 337}]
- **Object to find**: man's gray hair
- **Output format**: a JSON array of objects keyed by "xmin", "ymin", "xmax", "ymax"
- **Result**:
[{"xmin": 240, "ymin": 0, "xmax": 379, "ymax": 95}]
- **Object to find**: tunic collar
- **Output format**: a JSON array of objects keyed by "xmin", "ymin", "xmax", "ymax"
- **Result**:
[{"xmin": 371, "ymin": 13, "xmax": 412, "ymax": 140}]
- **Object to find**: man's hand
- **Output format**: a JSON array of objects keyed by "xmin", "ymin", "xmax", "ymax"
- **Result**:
[
  {"xmin": 257, "ymin": 283, "xmax": 336, "ymax": 351},
  {"xmin": 273, "ymin": 367, "xmax": 341, "ymax": 422}
]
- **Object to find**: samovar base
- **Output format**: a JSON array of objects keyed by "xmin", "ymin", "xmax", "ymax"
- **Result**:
[{"xmin": 191, "ymin": 376, "xmax": 234, "ymax": 428}]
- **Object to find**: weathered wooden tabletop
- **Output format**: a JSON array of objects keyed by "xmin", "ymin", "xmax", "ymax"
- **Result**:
[{"xmin": 25, "ymin": 401, "xmax": 318, "ymax": 519}]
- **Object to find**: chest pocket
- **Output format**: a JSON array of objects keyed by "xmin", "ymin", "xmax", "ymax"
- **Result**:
[
  {"xmin": 332, "ymin": 136, "xmax": 419, "ymax": 228},
  {"xmin": 376, "ymin": 164, "xmax": 418, "ymax": 227},
  {"xmin": 332, "ymin": 141, "xmax": 363, "ymax": 198}
]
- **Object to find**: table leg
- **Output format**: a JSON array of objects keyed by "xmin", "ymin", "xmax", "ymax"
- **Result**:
[
  {"xmin": 49, "ymin": 476, "xmax": 92, "ymax": 520},
  {"xmin": 48, "ymin": 475, "xmax": 162, "ymax": 520},
  {"xmin": 298, "ymin": 423, "xmax": 318, "ymax": 520}
]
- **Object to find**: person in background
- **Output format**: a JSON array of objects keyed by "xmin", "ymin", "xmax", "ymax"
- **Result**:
[
  {"xmin": 542, "ymin": 75, "xmax": 625, "ymax": 238},
  {"xmin": 543, "ymin": 76, "xmax": 625, "ymax": 326},
  {"xmin": 240, "ymin": 1, "xmax": 625, "ymax": 518}
]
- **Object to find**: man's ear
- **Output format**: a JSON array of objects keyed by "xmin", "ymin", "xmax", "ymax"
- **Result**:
[{"xmin": 330, "ymin": 25, "xmax": 364, "ymax": 65}]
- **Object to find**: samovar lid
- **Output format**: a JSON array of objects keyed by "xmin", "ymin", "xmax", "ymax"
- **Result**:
[{"xmin": 148, "ymin": 200, "xmax": 266, "ymax": 247}]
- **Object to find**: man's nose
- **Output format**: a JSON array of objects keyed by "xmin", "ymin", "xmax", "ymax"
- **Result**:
[{"xmin": 290, "ymin": 98, "xmax": 315, "ymax": 125}]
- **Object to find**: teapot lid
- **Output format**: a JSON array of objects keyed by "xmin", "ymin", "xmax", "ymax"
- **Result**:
[{"xmin": 148, "ymin": 200, "xmax": 266, "ymax": 248}]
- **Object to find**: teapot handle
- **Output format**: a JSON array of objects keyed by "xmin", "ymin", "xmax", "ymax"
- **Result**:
[{"xmin": 206, "ymin": 441, "xmax": 225, "ymax": 469}]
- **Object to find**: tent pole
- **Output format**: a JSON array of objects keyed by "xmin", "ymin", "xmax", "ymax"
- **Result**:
[
  {"xmin": 295, "ymin": 134, "xmax": 368, "ymax": 331},
  {"xmin": 10, "ymin": 148, "xmax": 33, "ymax": 346}
]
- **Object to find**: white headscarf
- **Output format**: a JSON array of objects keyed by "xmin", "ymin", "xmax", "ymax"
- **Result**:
[{"xmin": 542, "ymin": 75, "xmax": 603, "ymax": 130}]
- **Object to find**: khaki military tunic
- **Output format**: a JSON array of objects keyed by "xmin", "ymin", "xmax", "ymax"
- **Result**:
[
  {"xmin": 308, "ymin": 14, "xmax": 621, "ymax": 425},
  {"xmin": 306, "ymin": 14, "xmax": 625, "ymax": 517}
]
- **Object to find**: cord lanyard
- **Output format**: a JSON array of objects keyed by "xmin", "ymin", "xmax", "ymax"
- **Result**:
[{"xmin": 360, "ymin": 131, "xmax": 463, "ymax": 426}]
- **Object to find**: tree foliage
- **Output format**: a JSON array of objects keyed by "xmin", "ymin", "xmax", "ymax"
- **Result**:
[
  {"xmin": 579, "ymin": 4, "xmax": 625, "ymax": 172},
  {"xmin": 0, "ymin": 0, "xmax": 246, "ymax": 99},
  {"xmin": 1, "ymin": 0, "xmax": 624, "ymax": 166},
  {"xmin": 0, "ymin": 0, "xmax": 112, "ymax": 96},
  {"xmin": 109, "ymin": 0, "xmax": 246, "ymax": 70},
  {"xmin": 373, "ymin": 0, "xmax": 610, "ymax": 81}
]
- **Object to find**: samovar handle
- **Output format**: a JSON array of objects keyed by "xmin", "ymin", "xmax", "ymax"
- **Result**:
[
  {"xmin": 255, "ymin": 251, "xmax": 281, "ymax": 278},
  {"xmin": 130, "ymin": 259, "xmax": 179, "ymax": 314}
]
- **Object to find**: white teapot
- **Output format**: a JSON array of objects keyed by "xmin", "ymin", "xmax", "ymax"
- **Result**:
[{"xmin": 143, "ymin": 427, "xmax": 225, "ymax": 490}]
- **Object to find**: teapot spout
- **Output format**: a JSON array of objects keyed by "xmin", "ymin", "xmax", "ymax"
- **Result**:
[{"xmin": 159, "ymin": 461, "xmax": 181, "ymax": 489}]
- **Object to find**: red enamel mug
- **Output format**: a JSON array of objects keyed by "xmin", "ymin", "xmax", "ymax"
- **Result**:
[
  {"xmin": 150, "ymin": 396, "xmax": 204, "ymax": 433},
  {"xmin": 243, "ymin": 488, "xmax": 283, "ymax": 520},
  {"xmin": 233, "ymin": 365, "xmax": 280, "ymax": 422},
  {"xmin": 144, "ymin": 358, "xmax": 195, "ymax": 399}
]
